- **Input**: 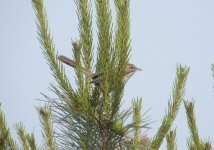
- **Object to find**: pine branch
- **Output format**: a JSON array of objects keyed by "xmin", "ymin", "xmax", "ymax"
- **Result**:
[
  {"xmin": 47, "ymin": 85, "xmax": 99, "ymax": 149},
  {"xmin": 96, "ymin": 0, "xmax": 112, "ymax": 70},
  {"xmin": 117, "ymin": 100, "xmax": 150, "ymax": 150},
  {"xmin": 72, "ymin": 41, "xmax": 84, "ymax": 99},
  {"xmin": 185, "ymin": 101, "xmax": 213, "ymax": 149},
  {"xmin": 166, "ymin": 129, "xmax": 177, "ymax": 150},
  {"xmin": 39, "ymin": 107, "xmax": 56, "ymax": 150},
  {"xmin": 132, "ymin": 98, "xmax": 142, "ymax": 149},
  {"xmin": 32, "ymin": 0, "xmax": 76, "ymax": 104},
  {"xmin": 72, "ymin": 41, "xmax": 93, "ymax": 112},
  {"xmin": 187, "ymin": 139, "xmax": 196, "ymax": 150},
  {"xmin": 15, "ymin": 123, "xmax": 30, "ymax": 150},
  {"xmin": 0, "ymin": 106, "xmax": 17, "ymax": 150},
  {"xmin": 111, "ymin": 0, "xmax": 131, "ymax": 118},
  {"xmin": 75, "ymin": 0, "xmax": 93, "ymax": 68},
  {"xmin": 203, "ymin": 141, "xmax": 212, "ymax": 150},
  {"xmin": 113, "ymin": 0, "xmax": 130, "ymax": 66},
  {"xmin": 184, "ymin": 101, "xmax": 203, "ymax": 150},
  {"xmin": 26, "ymin": 133, "xmax": 37, "ymax": 150},
  {"xmin": 93, "ymin": 0, "xmax": 114, "ymax": 148},
  {"xmin": 0, "ymin": 131, "xmax": 8, "ymax": 150},
  {"xmin": 75, "ymin": 0, "xmax": 93, "ymax": 97},
  {"xmin": 95, "ymin": 0, "xmax": 113, "ymax": 115},
  {"xmin": 149, "ymin": 65, "xmax": 189, "ymax": 149}
]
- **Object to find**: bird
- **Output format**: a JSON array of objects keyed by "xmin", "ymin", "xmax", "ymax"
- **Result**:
[{"xmin": 58, "ymin": 55, "xmax": 141, "ymax": 85}]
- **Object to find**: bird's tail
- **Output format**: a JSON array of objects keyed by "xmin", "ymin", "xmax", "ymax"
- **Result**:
[{"xmin": 58, "ymin": 55, "xmax": 94, "ymax": 77}]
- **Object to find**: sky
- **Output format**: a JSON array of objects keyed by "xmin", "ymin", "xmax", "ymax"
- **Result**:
[{"xmin": 1, "ymin": 0, "xmax": 214, "ymax": 149}]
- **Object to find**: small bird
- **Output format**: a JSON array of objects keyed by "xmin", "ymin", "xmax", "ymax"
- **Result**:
[{"xmin": 58, "ymin": 55, "xmax": 141, "ymax": 85}]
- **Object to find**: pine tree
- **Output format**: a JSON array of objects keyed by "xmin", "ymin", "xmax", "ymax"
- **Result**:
[
  {"xmin": 0, "ymin": 0, "xmax": 213, "ymax": 149},
  {"xmin": 32, "ymin": 0, "xmax": 149, "ymax": 149}
]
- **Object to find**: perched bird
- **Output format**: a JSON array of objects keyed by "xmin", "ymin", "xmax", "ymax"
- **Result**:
[{"xmin": 58, "ymin": 55, "xmax": 141, "ymax": 85}]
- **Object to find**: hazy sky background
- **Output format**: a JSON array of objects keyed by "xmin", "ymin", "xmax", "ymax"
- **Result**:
[{"xmin": 1, "ymin": 0, "xmax": 214, "ymax": 149}]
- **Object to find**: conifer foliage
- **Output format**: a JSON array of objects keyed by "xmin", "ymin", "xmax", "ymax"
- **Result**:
[
  {"xmin": 0, "ymin": 0, "xmax": 213, "ymax": 149},
  {"xmin": 32, "ymin": 0, "xmax": 148, "ymax": 149}
]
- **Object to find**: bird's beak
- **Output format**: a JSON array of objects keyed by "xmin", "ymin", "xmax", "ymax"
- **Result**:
[{"xmin": 136, "ymin": 67, "xmax": 142, "ymax": 71}]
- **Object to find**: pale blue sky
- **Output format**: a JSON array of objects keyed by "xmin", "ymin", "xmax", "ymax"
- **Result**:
[{"xmin": 1, "ymin": 0, "xmax": 214, "ymax": 149}]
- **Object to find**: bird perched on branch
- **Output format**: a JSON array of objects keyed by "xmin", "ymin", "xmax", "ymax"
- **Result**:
[{"xmin": 58, "ymin": 55, "xmax": 141, "ymax": 85}]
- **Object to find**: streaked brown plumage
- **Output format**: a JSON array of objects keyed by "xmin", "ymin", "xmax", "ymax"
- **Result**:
[{"xmin": 58, "ymin": 55, "xmax": 141, "ymax": 85}]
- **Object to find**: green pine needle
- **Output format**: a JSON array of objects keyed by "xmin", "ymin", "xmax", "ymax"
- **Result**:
[
  {"xmin": 32, "ymin": 0, "xmax": 76, "ymax": 103},
  {"xmin": 150, "ymin": 65, "xmax": 189, "ymax": 149},
  {"xmin": 0, "ymin": 106, "xmax": 17, "ymax": 150},
  {"xmin": 166, "ymin": 129, "xmax": 177, "ymax": 150},
  {"xmin": 15, "ymin": 123, "xmax": 30, "ymax": 150},
  {"xmin": 38, "ymin": 107, "xmax": 56, "ymax": 150},
  {"xmin": 132, "ymin": 98, "xmax": 143, "ymax": 148},
  {"xmin": 184, "ymin": 101, "xmax": 203, "ymax": 150}
]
